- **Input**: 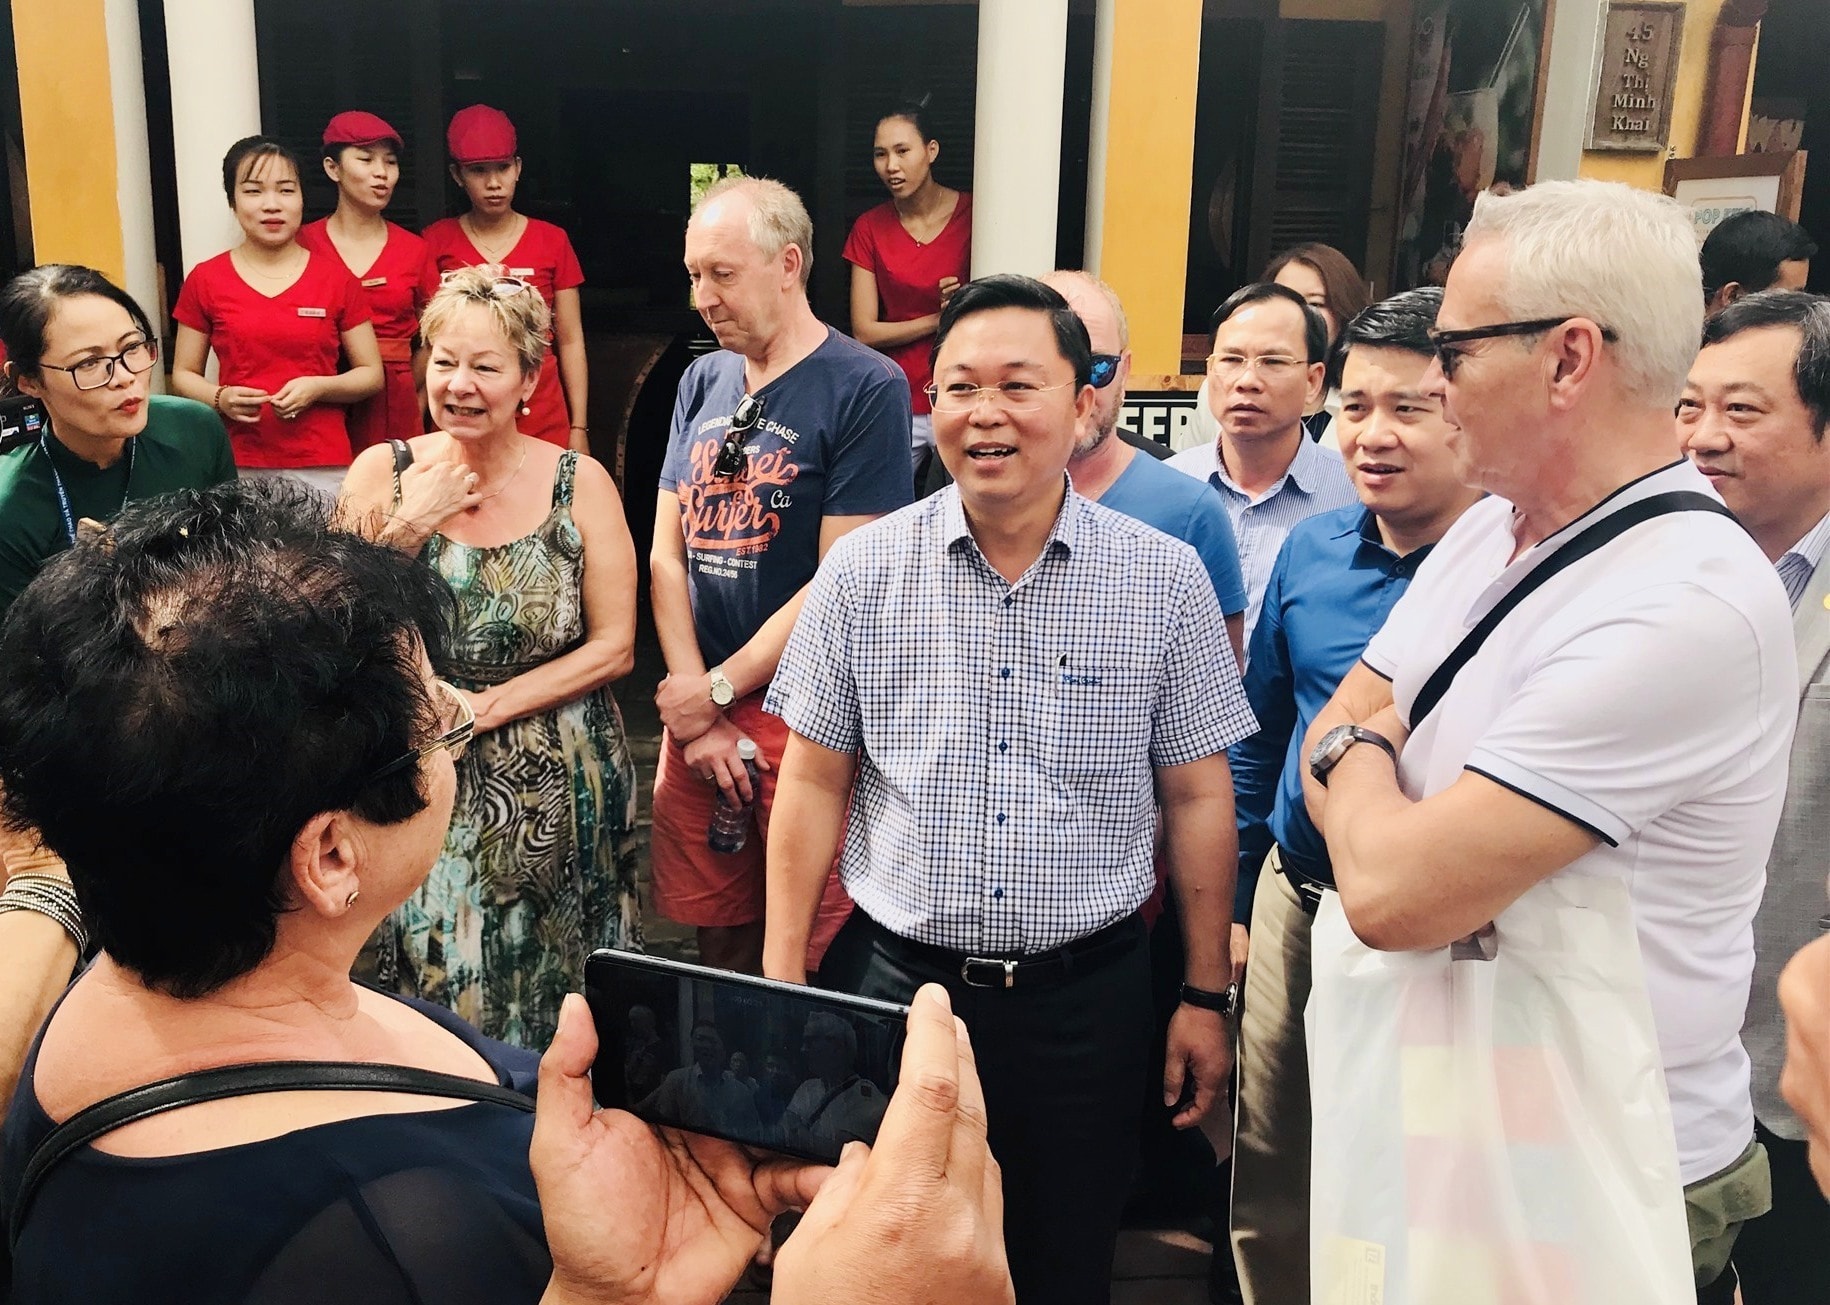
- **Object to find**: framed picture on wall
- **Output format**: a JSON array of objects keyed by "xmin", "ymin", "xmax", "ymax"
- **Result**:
[{"xmin": 1663, "ymin": 150, "xmax": 1809, "ymax": 243}]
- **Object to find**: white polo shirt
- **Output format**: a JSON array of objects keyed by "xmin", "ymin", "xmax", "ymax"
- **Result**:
[{"xmin": 1362, "ymin": 460, "xmax": 1796, "ymax": 1184}]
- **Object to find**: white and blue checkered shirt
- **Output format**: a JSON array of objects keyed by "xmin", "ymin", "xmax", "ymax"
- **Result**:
[
  {"xmin": 766, "ymin": 483, "xmax": 1257, "ymax": 954},
  {"xmin": 1166, "ymin": 434, "xmax": 1357, "ymax": 642}
]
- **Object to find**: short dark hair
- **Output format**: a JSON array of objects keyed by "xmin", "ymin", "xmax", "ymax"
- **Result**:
[
  {"xmin": 0, "ymin": 265, "xmax": 155, "ymax": 395},
  {"xmin": 1210, "ymin": 282, "xmax": 1329, "ymax": 365},
  {"xmin": 1332, "ymin": 286, "xmax": 1444, "ymax": 379},
  {"xmin": 932, "ymin": 274, "xmax": 1093, "ymax": 389},
  {"xmin": 222, "ymin": 135, "xmax": 303, "ymax": 200},
  {"xmin": 1700, "ymin": 211, "xmax": 1818, "ymax": 300},
  {"xmin": 1700, "ymin": 288, "xmax": 1830, "ymax": 438},
  {"xmin": 879, "ymin": 95, "xmax": 936, "ymax": 144},
  {"xmin": 0, "ymin": 480, "xmax": 456, "ymax": 998}
]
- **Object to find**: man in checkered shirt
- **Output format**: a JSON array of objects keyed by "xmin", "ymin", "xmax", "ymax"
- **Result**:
[{"xmin": 762, "ymin": 274, "xmax": 1257, "ymax": 1305}]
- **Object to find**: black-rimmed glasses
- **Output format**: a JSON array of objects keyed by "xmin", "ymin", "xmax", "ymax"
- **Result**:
[
  {"xmin": 1427, "ymin": 318, "xmax": 1618, "ymax": 380},
  {"xmin": 40, "ymin": 339, "xmax": 159, "ymax": 391},
  {"xmin": 368, "ymin": 679, "xmax": 475, "ymax": 783},
  {"xmin": 1089, "ymin": 353, "xmax": 1121, "ymax": 389},
  {"xmin": 714, "ymin": 394, "xmax": 764, "ymax": 479}
]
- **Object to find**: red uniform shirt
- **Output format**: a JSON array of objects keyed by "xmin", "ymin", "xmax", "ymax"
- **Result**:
[
  {"xmin": 172, "ymin": 250, "xmax": 372, "ymax": 468},
  {"xmin": 419, "ymin": 216, "xmax": 584, "ymax": 446},
  {"xmin": 299, "ymin": 218, "xmax": 429, "ymax": 449},
  {"xmin": 842, "ymin": 193, "xmax": 972, "ymax": 416}
]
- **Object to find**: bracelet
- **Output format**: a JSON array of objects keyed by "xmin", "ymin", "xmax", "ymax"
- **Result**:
[
  {"xmin": 0, "ymin": 872, "xmax": 88, "ymax": 953},
  {"xmin": 212, "ymin": 384, "xmax": 226, "ymax": 414},
  {"xmin": 570, "ymin": 425, "xmax": 588, "ymax": 433}
]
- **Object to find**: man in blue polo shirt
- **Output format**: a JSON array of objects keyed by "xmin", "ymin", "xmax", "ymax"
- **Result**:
[
  {"xmin": 1041, "ymin": 270, "xmax": 1247, "ymax": 665},
  {"xmin": 1225, "ymin": 287, "xmax": 1482, "ymax": 1303}
]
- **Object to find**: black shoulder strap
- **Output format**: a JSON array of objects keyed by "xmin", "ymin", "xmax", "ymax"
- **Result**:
[
  {"xmin": 8, "ymin": 1060, "xmax": 530, "ymax": 1250},
  {"xmin": 388, "ymin": 438, "xmax": 414, "ymax": 508},
  {"xmin": 1409, "ymin": 491, "xmax": 1736, "ymax": 728}
]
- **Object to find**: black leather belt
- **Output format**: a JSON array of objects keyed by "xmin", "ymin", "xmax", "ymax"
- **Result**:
[
  {"xmin": 860, "ymin": 911, "xmax": 1144, "ymax": 990},
  {"xmin": 1276, "ymin": 846, "xmax": 1334, "ymax": 917}
]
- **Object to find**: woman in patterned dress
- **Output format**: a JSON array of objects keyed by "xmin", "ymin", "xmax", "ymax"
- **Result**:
[{"xmin": 339, "ymin": 265, "xmax": 641, "ymax": 1047}]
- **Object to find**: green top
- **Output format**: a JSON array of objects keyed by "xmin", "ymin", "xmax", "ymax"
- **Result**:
[{"xmin": 0, "ymin": 394, "xmax": 236, "ymax": 618}]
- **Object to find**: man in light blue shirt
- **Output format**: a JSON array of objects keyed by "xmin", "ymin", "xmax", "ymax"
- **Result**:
[
  {"xmin": 1043, "ymin": 270, "xmax": 1247, "ymax": 666},
  {"xmin": 1168, "ymin": 283, "xmax": 1356, "ymax": 643}
]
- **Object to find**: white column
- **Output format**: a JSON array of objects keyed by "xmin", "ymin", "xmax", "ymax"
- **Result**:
[
  {"xmin": 163, "ymin": 0, "xmax": 262, "ymax": 273},
  {"xmin": 971, "ymin": 0, "xmax": 1070, "ymax": 277},
  {"xmin": 1082, "ymin": 0, "xmax": 1117, "ymax": 276},
  {"xmin": 103, "ymin": 0, "xmax": 161, "ymax": 387},
  {"xmin": 1534, "ymin": 0, "xmax": 1608, "ymax": 181}
]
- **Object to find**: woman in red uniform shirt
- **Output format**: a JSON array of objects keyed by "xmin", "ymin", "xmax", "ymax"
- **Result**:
[
  {"xmin": 298, "ymin": 111, "xmax": 429, "ymax": 452},
  {"xmin": 420, "ymin": 105, "xmax": 588, "ymax": 452},
  {"xmin": 844, "ymin": 101, "xmax": 971, "ymax": 490},
  {"xmin": 171, "ymin": 137, "xmax": 382, "ymax": 497}
]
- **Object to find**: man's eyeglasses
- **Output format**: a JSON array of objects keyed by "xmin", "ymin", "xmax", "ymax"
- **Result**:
[
  {"xmin": 40, "ymin": 339, "xmax": 159, "ymax": 392},
  {"xmin": 714, "ymin": 394, "xmax": 764, "ymax": 479},
  {"xmin": 368, "ymin": 679, "xmax": 475, "ymax": 783},
  {"xmin": 1207, "ymin": 352, "xmax": 1304, "ymax": 382},
  {"xmin": 1088, "ymin": 353, "xmax": 1121, "ymax": 389},
  {"xmin": 1426, "ymin": 317, "xmax": 1618, "ymax": 380},
  {"xmin": 923, "ymin": 381, "xmax": 1076, "ymax": 413}
]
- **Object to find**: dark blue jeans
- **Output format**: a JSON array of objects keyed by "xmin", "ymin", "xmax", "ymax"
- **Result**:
[{"xmin": 819, "ymin": 910, "xmax": 1153, "ymax": 1305}]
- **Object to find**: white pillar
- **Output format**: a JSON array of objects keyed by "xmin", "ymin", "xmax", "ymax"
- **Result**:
[
  {"xmin": 103, "ymin": 0, "xmax": 161, "ymax": 387},
  {"xmin": 1534, "ymin": 0, "xmax": 1607, "ymax": 181},
  {"xmin": 163, "ymin": 0, "xmax": 262, "ymax": 274},
  {"xmin": 971, "ymin": 0, "xmax": 1069, "ymax": 277},
  {"xmin": 1082, "ymin": 0, "xmax": 1117, "ymax": 276}
]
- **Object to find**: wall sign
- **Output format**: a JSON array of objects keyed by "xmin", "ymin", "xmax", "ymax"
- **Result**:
[
  {"xmin": 1119, "ymin": 391, "xmax": 1201, "ymax": 451},
  {"xmin": 1587, "ymin": 1, "xmax": 1683, "ymax": 152}
]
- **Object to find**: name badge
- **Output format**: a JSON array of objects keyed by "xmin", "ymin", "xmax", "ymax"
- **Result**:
[
  {"xmin": 508, "ymin": 267, "xmax": 535, "ymax": 278},
  {"xmin": 360, "ymin": 276, "xmax": 389, "ymax": 288},
  {"xmin": 297, "ymin": 306, "xmax": 328, "ymax": 318}
]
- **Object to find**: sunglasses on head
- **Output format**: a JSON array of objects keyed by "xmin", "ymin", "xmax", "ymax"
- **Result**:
[
  {"xmin": 714, "ymin": 394, "xmax": 764, "ymax": 479},
  {"xmin": 1088, "ymin": 353, "xmax": 1121, "ymax": 389}
]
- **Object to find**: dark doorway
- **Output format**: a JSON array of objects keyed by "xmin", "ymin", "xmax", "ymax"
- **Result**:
[
  {"xmin": 1748, "ymin": 0, "xmax": 1830, "ymax": 293},
  {"xmin": 0, "ymin": 0, "xmax": 31, "ymax": 278}
]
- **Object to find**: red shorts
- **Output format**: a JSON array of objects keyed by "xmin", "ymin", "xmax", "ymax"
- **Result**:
[{"xmin": 650, "ymin": 694, "xmax": 852, "ymax": 972}]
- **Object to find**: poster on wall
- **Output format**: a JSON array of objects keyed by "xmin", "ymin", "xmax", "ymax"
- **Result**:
[
  {"xmin": 1392, "ymin": 0, "xmax": 1554, "ymax": 290},
  {"xmin": 1664, "ymin": 151, "xmax": 1809, "ymax": 244}
]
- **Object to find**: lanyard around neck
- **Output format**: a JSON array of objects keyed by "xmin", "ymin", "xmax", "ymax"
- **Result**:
[{"xmin": 40, "ymin": 433, "xmax": 135, "ymax": 548}]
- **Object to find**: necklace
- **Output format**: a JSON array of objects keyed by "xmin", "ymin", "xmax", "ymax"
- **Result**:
[
  {"xmin": 466, "ymin": 445, "xmax": 530, "ymax": 511},
  {"xmin": 462, "ymin": 213, "xmax": 525, "ymax": 264},
  {"xmin": 234, "ymin": 247, "xmax": 307, "ymax": 283}
]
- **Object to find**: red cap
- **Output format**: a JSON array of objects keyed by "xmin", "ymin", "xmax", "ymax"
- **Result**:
[
  {"xmin": 446, "ymin": 105, "xmax": 517, "ymax": 165},
  {"xmin": 322, "ymin": 110, "xmax": 402, "ymax": 151}
]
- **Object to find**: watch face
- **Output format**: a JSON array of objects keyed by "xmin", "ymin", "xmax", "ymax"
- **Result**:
[
  {"xmin": 710, "ymin": 678, "xmax": 735, "ymax": 706},
  {"xmin": 1308, "ymin": 723, "xmax": 1354, "ymax": 775}
]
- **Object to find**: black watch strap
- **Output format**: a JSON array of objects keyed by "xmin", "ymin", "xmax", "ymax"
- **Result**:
[
  {"xmin": 1347, "ymin": 726, "xmax": 1397, "ymax": 767},
  {"xmin": 1179, "ymin": 982, "xmax": 1238, "ymax": 1016}
]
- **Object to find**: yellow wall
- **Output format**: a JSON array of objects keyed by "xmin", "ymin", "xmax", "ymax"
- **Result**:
[
  {"xmin": 1579, "ymin": 0, "xmax": 1751, "ymax": 188},
  {"xmin": 11, "ymin": 0, "xmax": 127, "ymax": 281},
  {"xmin": 1093, "ymin": 0, "xmax": 1204, "ymax": 376}
]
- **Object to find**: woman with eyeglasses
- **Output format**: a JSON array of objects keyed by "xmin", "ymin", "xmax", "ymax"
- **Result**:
[
  {"xmin": 844, "ymin": 98, "xmax": 972, "ymax": 491},
  {"xmin": 297, "ymin": 111, "xmax": 431, "ymax": 451},
  {"xmin": 0, "ymin": 265, "xmax": 235, "ymax": 619},
  {"xmin": 339, "ymin": 265, "xmax": 641, "ymax": 1049},
  {"xmin": 170, "ymin": 137, "xmax": 383, "ymax": 499},
  {"xmin": 420, "ymin": 105, "xmax": 589, "ymax": 453}
]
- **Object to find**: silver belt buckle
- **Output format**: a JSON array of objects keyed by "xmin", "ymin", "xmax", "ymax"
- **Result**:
[{"xmin": 961, "ymin": 957, "xmax": 1018, "ymax": 989}]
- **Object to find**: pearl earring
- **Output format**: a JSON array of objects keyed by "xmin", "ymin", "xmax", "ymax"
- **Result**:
[{"xmin": 520, "ymin": 403, "xmax": 532, "ymax": 416}]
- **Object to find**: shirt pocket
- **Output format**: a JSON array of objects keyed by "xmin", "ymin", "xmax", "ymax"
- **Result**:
[{"xmin": 1048, "ymin": 660, "xmax": 1156, "ymax": 778}]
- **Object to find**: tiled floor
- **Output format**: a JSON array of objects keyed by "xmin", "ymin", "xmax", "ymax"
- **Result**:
[{"xmin": 617, "ymin": 626, "xmax": 1212, "ymax": 1301}]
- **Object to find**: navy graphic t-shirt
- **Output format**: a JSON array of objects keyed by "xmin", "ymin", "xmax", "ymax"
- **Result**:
[{"xmin": 659, "ymin": 327, "xmax": 913, "ymax": 668}]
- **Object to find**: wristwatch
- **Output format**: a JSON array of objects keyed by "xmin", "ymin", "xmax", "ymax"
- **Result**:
[
  {"xmin": 707, "ymin": 666, "xmax": 736, "ymax": 708},
  {"xmin": 1180, "ymin": 982, "xmax": 1239, "ymax": 1017},
  {"xmin": 1308, "ymin": 724, "xmax": 1397, "ymax": 787}
]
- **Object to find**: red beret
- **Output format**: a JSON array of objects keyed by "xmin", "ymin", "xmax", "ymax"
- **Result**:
[
  {"xmin": 322, "ymin": 110, "xmax": 402, "ymax": 151},
  {"xmin": 447, "ymin": 105, "xmax": 517, "ymax": 165}
]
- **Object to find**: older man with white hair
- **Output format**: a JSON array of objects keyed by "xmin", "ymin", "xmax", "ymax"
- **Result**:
[{"xmin": 1303, "ymin": 180, "xmax": 1789, "ymax": 1303}]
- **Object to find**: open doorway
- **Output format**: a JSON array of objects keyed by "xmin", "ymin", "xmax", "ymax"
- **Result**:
[{"xmin": 1748, "ymin": 0, "xmax": 1830, "ymax": 291}]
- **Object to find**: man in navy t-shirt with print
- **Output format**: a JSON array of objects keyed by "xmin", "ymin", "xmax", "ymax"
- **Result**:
[{"xmin": 651, "ymin": 176, "xmax": 912, "ymax": 976}]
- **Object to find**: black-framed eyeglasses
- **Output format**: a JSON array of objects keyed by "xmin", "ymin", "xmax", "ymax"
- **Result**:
[
  {"xmin": 368, "ymin": 679, "xmax": 475, "ymax": 783},
  {"xmin": 714, "ymin": 394, "xmax": 764, "ymax": 479},
  {"xmin": 39, "ymin": 339, "xmax": 160, "ymax": 392},
  {"xmin": 1426, "ymin": 318, "xmax": 1618, "ymax": 380},
  {"xmin": 1088, "ymin": 353, "xmax": 1121, "ymax": 389}
]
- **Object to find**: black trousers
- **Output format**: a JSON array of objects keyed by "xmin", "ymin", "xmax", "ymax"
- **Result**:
[
  {"xmin": 1727, "ymin": 1121, "xmax": 1830, "ymax": 1304},
  {"xmin": 820, "ymin": 909, "xmax": 1153, "ymax": 1305}
]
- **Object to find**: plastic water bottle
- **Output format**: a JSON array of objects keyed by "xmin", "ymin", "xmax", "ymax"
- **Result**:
[{"xmin": 707, "ymin": 737, "xmax": 761, "ymax": 854}]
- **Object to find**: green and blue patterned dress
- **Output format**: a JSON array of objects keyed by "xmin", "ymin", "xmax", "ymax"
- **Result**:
[{"xmin": 379, "ymin": 450, "xmax": 642, "ymax": 1047}]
